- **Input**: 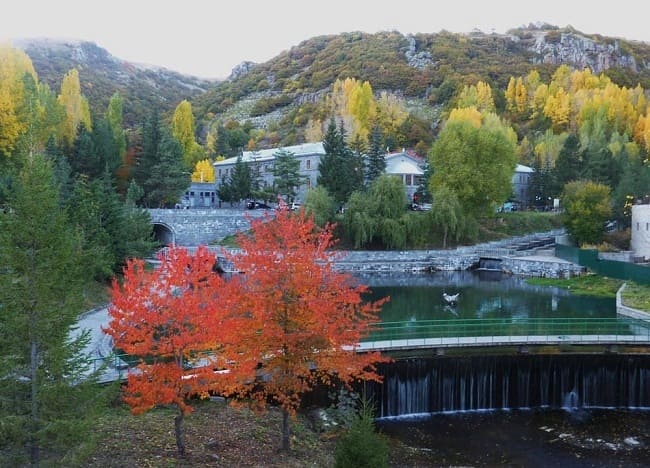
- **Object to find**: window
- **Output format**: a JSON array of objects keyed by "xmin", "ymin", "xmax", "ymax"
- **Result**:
[
  {"xmin": 306, "ymin": 159, "xmax": 311, "ymax": 169},
  {"xmin": 405, "ymin": 174, "xmax": 412, "ymax": 186},
  {"xmin": 218, "ymin": 169, "xmax": 222, "ymax": 177},
  {"xmin": 307, "ymin": 178, "xmax": 311, "ymax": 189}
]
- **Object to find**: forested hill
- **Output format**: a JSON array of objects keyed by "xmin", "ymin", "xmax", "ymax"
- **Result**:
[
  {"xmin": 15, "ymin": 25, "xmax": 650, "ymax": 148},
  {"xmin": 191, "ymin": 25, "xmax": 650, "ymax": 140},
  {"xmin": 14, "ymin": 38, "xmax": 214, "ymax": 128}
]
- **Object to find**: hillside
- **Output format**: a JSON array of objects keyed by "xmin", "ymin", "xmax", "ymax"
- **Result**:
[
  {"xmin": 14, "ymin": 38, "xmax": 215, "ymax": 127},
  {"xmin": 191, "ymin": 25, "xmax": 650, "ymax": 148},
  {"xmin": 14, "ymin": 25, "xmax": 650, "ymax": 150}
]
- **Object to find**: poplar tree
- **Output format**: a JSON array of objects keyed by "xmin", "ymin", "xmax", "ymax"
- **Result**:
[
  {"xmin": 0, "ymin": 153, "xmax": 104, "ymax": 466},
  {"xmin": 57, "ymin": 68, "xmax": 92, "ymax": 147}
]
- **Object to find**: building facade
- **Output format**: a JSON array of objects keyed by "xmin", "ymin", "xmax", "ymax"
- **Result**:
[{"xmin": 213, "ymin": 142, "xmax": 325, "ymax": 202}]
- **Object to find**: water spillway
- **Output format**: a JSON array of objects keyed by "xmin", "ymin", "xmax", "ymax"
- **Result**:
[{"xmin": 369, "ymin": 354, "xmax": 650, "ymax": 418}]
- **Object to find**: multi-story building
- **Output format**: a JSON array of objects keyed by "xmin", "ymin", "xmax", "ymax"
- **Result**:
[
  {"xmin": 184, "ymin": 142, "xmax": 528, "ymax": 209},
  {"xmin": 213, "ymin": 142, "xmax": 325, "ymax": 202}
]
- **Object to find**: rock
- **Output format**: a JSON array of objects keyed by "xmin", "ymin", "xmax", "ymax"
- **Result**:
[{"xmin": 624, "ymin": 436, "xmax": 641, "ymax": 447}]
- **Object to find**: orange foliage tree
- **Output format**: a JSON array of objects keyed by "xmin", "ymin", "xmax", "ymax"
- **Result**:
[
  {"xmin": 225, "ymin": 209, "xmax": 389, "ymax": 452},
  {"xmin": 104, "ymin": 246, "xmax": 245, "ymax": 456}
]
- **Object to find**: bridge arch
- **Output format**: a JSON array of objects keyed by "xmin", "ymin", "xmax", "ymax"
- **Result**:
[{"xmin": 152, "ymin": 222, "xmax": 176, "ymax": 247}]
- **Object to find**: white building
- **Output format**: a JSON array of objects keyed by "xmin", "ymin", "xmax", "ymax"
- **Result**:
[
  {"xmin": 213, "ymin": 142, "xmax": 325, "ymax": 202},
  {"xmin": 213, "ymin": 143, "xmax": 427, "ymax": 203},
  {"xmin": 384, "ymin": 150, "xmax": 425, "ymax": 201}
]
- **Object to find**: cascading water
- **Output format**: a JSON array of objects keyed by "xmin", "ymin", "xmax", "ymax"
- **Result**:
[{"xmin": 369, "ymin": 354, "xmax": 650, "ymax": 418}]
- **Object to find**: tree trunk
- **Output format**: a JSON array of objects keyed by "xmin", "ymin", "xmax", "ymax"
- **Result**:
[
  {"xmin": 443, "ymin": 227, "xmax": 448, "ymax": 249},
  {"xmin": 30, "ymin": 338, "xmax": 39, "ymax": 467},
  {"xmin": 174, "ymin": 407, "xmax": 186, "ymax": 456},
  {"xmin": 281, "ymin": 408, "xmax": 290, "ymax": 452}
]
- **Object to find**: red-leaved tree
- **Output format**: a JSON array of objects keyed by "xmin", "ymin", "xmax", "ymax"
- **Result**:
[
  {"xmin": 226, "ymin": 209, "xmax": 389, "ymax": 451},
  {"xmin": 104, "ymin": 246, "xmax": 245, "ymax": 456}
]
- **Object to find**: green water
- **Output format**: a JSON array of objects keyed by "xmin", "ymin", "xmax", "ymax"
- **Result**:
[{"xmin": 358, "ymin": 271, "xmax": 628, "ymax": 340}]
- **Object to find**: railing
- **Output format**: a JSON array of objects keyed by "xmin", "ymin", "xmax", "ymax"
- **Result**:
[
  {"xmin": 360, "ymin": 317, "xmax": 650, "ymax": 351},
  {"xmin": 366, "ymin": 317, "xmax": 650, "ymax": 340},
  {"xmin": 91, "ymin": 318, "xmax": 650, "ymax": 381}
]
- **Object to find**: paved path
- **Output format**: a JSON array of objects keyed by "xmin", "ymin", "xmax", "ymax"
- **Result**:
[{"xmin": 72, "ymin": 306, "xmax": 128, "ymax": 382}]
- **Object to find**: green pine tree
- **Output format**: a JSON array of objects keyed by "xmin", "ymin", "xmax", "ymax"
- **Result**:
[
  {"xmin": 272, "ymin": 149, "xmax": 304, "ymax": 201},
  {"xmin": 0, "ymin": 153, "xmax": 106, "ymax": 466}
]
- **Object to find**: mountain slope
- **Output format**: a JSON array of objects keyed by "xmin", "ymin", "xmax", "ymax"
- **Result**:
[
  {"xmin": 192, "ymin": 25, "xmax": 650, "ymax": 145},
  {"xmin": 14, "ymin": 38, "xmax": 214, "ymax": 127}
]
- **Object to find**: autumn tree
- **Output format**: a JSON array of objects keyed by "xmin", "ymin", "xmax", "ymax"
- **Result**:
[
  {"xmin": 225, "ymin": 210, "xmax": 388, "ymax": 452},
  {"xmin": 171, "ymin": 99, "xmax": 203, "ymax": 169},
  {"xmin": 57, "ymin": 68, "xmax": 92, "ymax": 147},
  {"xmin": 191, "ymin": 158, "xmax": 215, "ymax": 183},
  {"xmin": 104, "ymin": 246, "xmax": 247, "ymax": 456},
  {"xmin": 0, "ymin": 45, "xmax": 37, "ymax": 156}
]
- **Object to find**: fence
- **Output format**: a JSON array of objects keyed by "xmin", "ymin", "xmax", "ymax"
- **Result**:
[{"xmin": 555, "ymin": 244, "xmax": 650, "ymax": 285}]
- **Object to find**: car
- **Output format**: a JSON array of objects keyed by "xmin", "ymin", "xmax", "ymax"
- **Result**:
[
  {"xmin": 246, "ymin": 201, "xmax": 272, "ymax": 210},
  {"xmin": 289, "ymin": 201, "xmax": 301, "ymax": 211}
]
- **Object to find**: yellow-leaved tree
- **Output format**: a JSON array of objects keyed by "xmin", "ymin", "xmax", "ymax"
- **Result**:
[
  {"xmin": 171, "ymin": 99, "xmax": 203, "ymax": 169},
  {"xmin": 191, "ymin": 159, "xmax": 215, "ymax": 183},
  {"xmin": 57, "ymin": 68, "xmax": 91, "ymax": 146},
  {"xmin": 0, "ymin": 45, "xmax": 38, "ymax": 155}
]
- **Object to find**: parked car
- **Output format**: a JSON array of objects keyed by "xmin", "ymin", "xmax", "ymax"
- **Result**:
[
  {"xmin": 290, "ymin": 201, "xmax": 301, "ymax": 211},
  {"xmin": 246, "ymin": 200, "xmax": 272, "ymax": 210},
  {"xmin": 409, "ymin": 202, "xmax": 432, "ymax": 211}
]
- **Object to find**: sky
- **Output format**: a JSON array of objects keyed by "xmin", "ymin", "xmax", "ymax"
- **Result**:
[{"xmin": 2, "ymin": 0, "xmax": 649, "ymax": 79}]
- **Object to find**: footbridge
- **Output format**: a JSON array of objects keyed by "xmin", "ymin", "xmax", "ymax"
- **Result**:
[
  {"xmin": 358, "ymin": 317, "xmax": 650, "ymax": 353},
  {"xmin": 88, "ymin": 316, "xmax": 650, "ymax": 383}
]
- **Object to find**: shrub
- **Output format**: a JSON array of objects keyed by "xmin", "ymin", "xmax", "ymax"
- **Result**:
[{"xmin": 334, "ymin": 398, "xmax": 388, "ymax": 468}]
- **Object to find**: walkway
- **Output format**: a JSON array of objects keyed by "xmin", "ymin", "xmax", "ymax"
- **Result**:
[{"xmin": 73, "ymin": 306, "xmax": 129, "ymax": 383}]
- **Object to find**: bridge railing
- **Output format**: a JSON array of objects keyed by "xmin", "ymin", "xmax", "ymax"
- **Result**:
[{"xmin": 364, "ymin": 317, "xmax": 650, "ymax": 343}]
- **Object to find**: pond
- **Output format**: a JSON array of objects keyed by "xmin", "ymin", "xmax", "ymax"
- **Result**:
[
  {"xmin": 351, "ymin": 271, "xmax": 650, "ymax": 466},
  {"xmin": 360, "ymin": 270, "xmax": 615, "ymax": 322}
]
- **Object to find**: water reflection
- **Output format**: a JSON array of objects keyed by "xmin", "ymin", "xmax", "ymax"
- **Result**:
[{"xmin": 357, "ymin": 271, "xmax": 615, "ymax": 322}]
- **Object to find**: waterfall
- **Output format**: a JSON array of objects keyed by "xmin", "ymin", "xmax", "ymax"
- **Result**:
[{"xmin": 370, "ymin": 355, "xmax": 650, "ymax": 418}]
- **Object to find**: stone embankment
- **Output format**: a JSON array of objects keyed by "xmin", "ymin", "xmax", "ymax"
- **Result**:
[{"xmin": 331, "ymin": 230, "xmax": 585, "ymax": 278}]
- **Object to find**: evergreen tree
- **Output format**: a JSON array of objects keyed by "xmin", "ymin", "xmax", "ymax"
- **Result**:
[
  {"xmin": 414, "ymin": 158, "xmax": 432, "ymax": 204},
  {"xmin": 272, "ymin": 149, "xmax": 303, "ymax": 201},
  {"xmin": 68, "ymin": 122, "xmax": 98, "ymax": 178},
  {"xmin": 142, "ymin": 129, "xmax": 188, "ymax": 208},
  {"xmin": 133, "ymin": 107, "xmax": 162, "ymax": 191},
  {"xmin": 318, "ymin": 118, "xmax": 360, "ymax": 204},
  {"xmin": 0, "ymin": 153, "xmax": 105, "ymax": 465},
  {"xmin": 551, "ymin": 134, "xmax": 582, "ymax": 197},
  {"xmin": 365, "ymin": 124, "xmax": 386, "ymax": 185},
  {"xmin": 334, "ymin": 397, "xmax": 389, "ymax": 468},
  {"xmin": 228, "ymin": 154, "xmax": 252, "ymax": 203}
]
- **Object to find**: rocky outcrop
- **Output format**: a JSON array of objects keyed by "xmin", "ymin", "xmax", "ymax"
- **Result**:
[
  {"xmin": 530, "ymin": 32, "xmax": 639, "ymax": 73},
  {"xmin": 229, "ymin": 60, "xmax": 256, "ymax": 80},
  {"xmin": 403, "ymin": 35, "xmax": 435, "ymax": 70}
]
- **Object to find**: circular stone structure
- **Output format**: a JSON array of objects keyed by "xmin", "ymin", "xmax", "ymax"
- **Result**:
[{"xmin": 631, "ymin": 204, "xmax": 650, "ymax": 260}]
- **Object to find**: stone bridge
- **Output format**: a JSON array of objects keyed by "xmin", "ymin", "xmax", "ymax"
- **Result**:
[{"xmin": 148, "ymin": 208, "xmax": 270, "ymax": 246}]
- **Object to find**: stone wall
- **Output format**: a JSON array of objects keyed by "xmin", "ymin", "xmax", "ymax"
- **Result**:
[{"xmin": 148, "ymin": 209, "xmax": 269, "ymax": 246}]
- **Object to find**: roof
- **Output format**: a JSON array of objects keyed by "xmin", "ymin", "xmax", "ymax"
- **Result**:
[
  {"xmin": 385, "ymin": 155, "xmax": 424, "ymax": 176},
  {"xmin": 214, "ymin": 142, "xmax": 325, "ymax": 166},
  {"xmin": 515, "ymin": 164, "xmax": 534, "ymax": 173}
]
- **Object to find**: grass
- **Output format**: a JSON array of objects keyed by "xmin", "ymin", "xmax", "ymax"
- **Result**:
[
  {"xmin": 526, "ymin": 274, "xmax": 624, "ymax": 298},
  {"xmin": 477, "ymin": 211, "xmax": 564, "ymax": 242},
  {"xmin": 621, "ymin": 282, "xmax": 650, "ymax": 312}
]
